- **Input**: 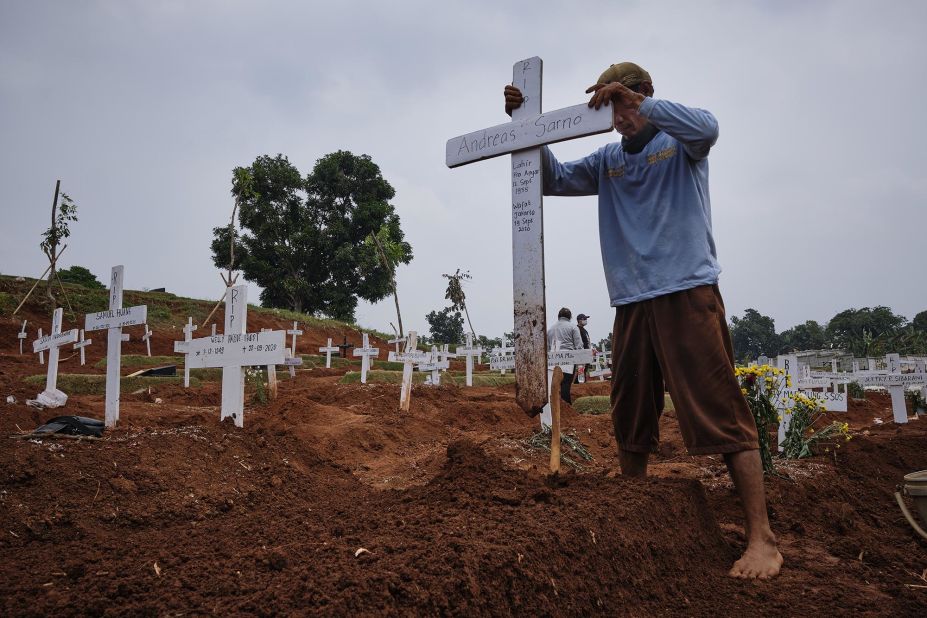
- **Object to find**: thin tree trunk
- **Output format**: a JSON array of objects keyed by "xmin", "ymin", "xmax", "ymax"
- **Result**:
[
  {"xmin": 46, "ymin": 180, "xmax": 61, "ymax": 304},
  {"xmin": 370, "ymin": 232, "xmax": 403, "ymax": 337},
  {"xmin": 463, "ymin": 303, "xmax": 476, "ymax": 337}
]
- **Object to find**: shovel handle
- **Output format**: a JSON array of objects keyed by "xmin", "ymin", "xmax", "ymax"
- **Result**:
[
  {"xmin": 895, "ymin": 490, "xmax": 927, "ymax": 542},
  {"xmin": 550, "ymin": 367, "xmax": 563, "ymax": 474}
]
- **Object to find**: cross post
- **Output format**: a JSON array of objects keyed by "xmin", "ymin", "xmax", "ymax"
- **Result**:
[
  {"xmin": 32, "ymin": 307, "xmax": 78, "ymax": 407},
  {"xmin": 18, "ymin": 320, "xmax": 27, "ymax": 355},
  {"xmin": 73, "ymin": 329, "xmax": 92, "ymax": 366},
  {"xmin": 352, "ymin": 333, "xmax": 379, "ymax": 384},
  {"xmin": 319, "ymin": 338, "xmax": 338, "ymax": 368},
  {"xmin": 446, "ymin": 56, "xmax": 613, "ymax": 415},
  {"xmin": 286, "ymin": 321, "xmax": 303, "ymax": 377}
]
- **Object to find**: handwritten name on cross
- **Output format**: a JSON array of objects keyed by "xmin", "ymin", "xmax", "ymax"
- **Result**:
[
  {"xmin": 84, "ymin": 265, "xmax": 148, "ymax": 427},
  {"xmin": 173, "ymin": 317, "xmax": 197, "ymax": 387},
  {"xmin": 319, "ymin": 338, "xmax": 338, "ymax": 368},
  {"xmin": 32, "ymin": 307, "xmax": 78, "ymax": 407},
  {"xmin": 447, "ymin": 56, "xmax": 613, "ymax": 415}
]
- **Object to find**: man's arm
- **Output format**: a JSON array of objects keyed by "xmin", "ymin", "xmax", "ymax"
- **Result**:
[
  {"xmin": 638, "ymin": 98, "xmax": 719, "ymax": 160},
  {"xmin": 586, "ymin": 81, "xmax": 718, "ymax": 160}
]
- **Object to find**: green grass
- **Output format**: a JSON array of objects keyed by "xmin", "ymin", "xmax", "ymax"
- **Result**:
[
  {"xmin": 24, "ymin": 373, "xmax": 201, "ymax": 395},
  {"xmin": 301, "ymin": 354, "xmax": 361, "ymax": 369},
  {"xmin": 339, "ymin": 370, "xmax": 516, "ymax": 386},
  {"xmin": 94, "ymin": 355, "xmax": 182, "ymax": 369},
  {"xmin": 573, "ymin": 396, "xmax": 610, "ymax": 415}
]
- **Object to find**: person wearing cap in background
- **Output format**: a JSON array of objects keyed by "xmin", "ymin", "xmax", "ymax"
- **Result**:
[
  {"xmin": 546, "ymin": 307, "xmax": 583, "ymax": 404},
  {"xmin": 575, "ymin": 313, "xmax": 592, "ymax": 383},
  {"xmin": 505, "ymin": 62, "xmax": 782, "ymax": 580}
]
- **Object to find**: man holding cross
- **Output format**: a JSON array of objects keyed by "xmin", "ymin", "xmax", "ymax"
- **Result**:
[{"xmin": 505, "ymin": 62, "xmax": 782, "ymax": 579}]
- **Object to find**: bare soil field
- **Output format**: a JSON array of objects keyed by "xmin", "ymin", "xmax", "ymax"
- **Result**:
[{"xmin": 1, "ymin": 306, "xmax": 926, "ymax": 616}]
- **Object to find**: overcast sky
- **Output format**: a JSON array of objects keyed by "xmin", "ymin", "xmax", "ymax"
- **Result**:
[{"xmin": 2, "ymin": 0, "xmax": 925, "ymax": 345}]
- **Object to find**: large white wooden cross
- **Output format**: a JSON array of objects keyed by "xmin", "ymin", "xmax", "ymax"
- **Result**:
[
  {"xmin": 319, "ymin": 338, "xmax": 338, "ymax": 368},
  {"xmin": 456, "ymin": 333, "xmax": 484, "ymax": 387},
  {"xmin": 353, "ymin": 333, "xmax": 379, "ymax": 384},
  {"xmin": 32, "ymin": 307, "xmax": 78, "ymax": 407},
  {"xmin": 446, "ymin": 56, "xmax": 613, "ymax": 415},
  {"xmin": 84, "ymin": 265, "xmax": 148, "ymax": 427},
  {"xmin": 184, "ymin": 286, "xmax": 286, "ymax": 427},
  {"xmin": 173, "ymin": 317, "xmax": 197, "ymax": 387}
]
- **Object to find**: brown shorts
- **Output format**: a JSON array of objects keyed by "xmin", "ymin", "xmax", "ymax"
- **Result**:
[{"xmin": 609, "ymin": 284, "xmax": 758, "ymax": 455}]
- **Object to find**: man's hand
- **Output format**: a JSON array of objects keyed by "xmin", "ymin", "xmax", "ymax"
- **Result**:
[
  {"xmin": 504, "ymin": 84, "xmax": 524, "ymax": 117},
  {"xmin": 586, "ymin": 81, "xmax": 646, "ymax": 111}
]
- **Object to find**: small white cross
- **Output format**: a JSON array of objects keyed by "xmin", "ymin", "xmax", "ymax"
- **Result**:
[
  {"xmin": 73, "ymin": 329, "xmax": 92, "ymax": 366},
  {"xmin": 142, "ymin": 324, "xmax": 153, "ymax": 357},
  {"xmin": 456, "ymin": 333, "xmax": 484, "ymax": 387},
  {"xmin": 286, "ymin": 321, "xmax": 302, "ymax": 377},
  {"xmin": 352, "ymin": 333, "xmax": 380, "ymax": 384},
  {"xmin": 318, "ymin": 337, "xmax": 339, "ymax": 368},
  {"xmin": 17, "ymin": 320, "xmax": 27, "ymax": 355}
]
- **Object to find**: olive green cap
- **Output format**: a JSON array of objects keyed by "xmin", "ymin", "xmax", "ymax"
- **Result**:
[{"xmin": 596, "ymin": 62, "xmax": 652, "ymax": 87}]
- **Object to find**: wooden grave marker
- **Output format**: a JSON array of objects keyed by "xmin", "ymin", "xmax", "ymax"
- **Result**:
[
  {"xmin": 84, "ymin": 265, "xmax": 148, "ymax": 427},
  {"xmin": 31, "ymin": 307, "xmax": 78, "ymax": 407},
  {"xmin": 262, "ymin": 328, "xmax": 279, "ymax": 399},
  {"xmin": 446, "ymin": 56, "xmax": 613, "ymax": 416},
  {"xmin": 173, "ymin": 317, "xmax": 197, "ymax": 387},
  {"xmin": 142, "ymin": 324, "xmax": 153, "ymax": 357},
  {"xmin": 397, "ymin": 332, "xmax": 427, "ymax": 411},
  {"xmin": 73, "ymin": 329, "xmax": 92, "ymax": 366},
  {"xmin": 353, "ymin": 333, "xmax": 379, "ymax": 384},
  {"xmin": 456, "ymin": 333, "xmax": 484, "ymax": 387},
  {"xmin": 319, "ymin": 338, "xmax": 338, "ymax": 368},
  {"xmin": 286, "ymin": 322, "xmax": 303, "ymax": 377},
  {"xmin": 17, "ymin": 320, "xmax": 27, "ymax": 355},
  {"xmin": 184, "ymin": 285, "xmax": 285, "ymax": 427}
]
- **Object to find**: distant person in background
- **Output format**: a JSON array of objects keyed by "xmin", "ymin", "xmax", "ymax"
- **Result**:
[
  {"xmin": 575, "ymin": 313, "xmax": 592, "ymax": 383},
  {"xmin": 547, "ymin": 307, "xmax": 584, "ymax": 403}
]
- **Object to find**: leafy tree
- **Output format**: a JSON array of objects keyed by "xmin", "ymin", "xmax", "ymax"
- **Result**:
[
  {"xmin": 364, "ymin": 224, "xmax": 407, "ymax": 336},
  {"xmin": 39, "ymin": 182, "xmax": 77, "ymax": 303},
  {"xmin": 779, "ymin": 320, "xmax": 826, "ymax": 352},
  {"xmin": 729, "ymin": 308, "xmax": 781, "ymax": 363},
  {"xmin": 443, "ymin": 268, "xmax": 475, "ymax": 336},
  {"xmin": 477, "ymin": 335, "xmax": 501, "ymax": 351},
  {"xmin": 913, "ymin": 310, "xmax": 927, "ymax": 333},
  {"xmin": 825, "ymin": 306, "xmax": 907, "ymax": 356},
  {"xmin": 210, "ymin": 152, "xmax": 413, "ymax": 320},
  {"xmin": 58, "ymin": 265, "xmax": 104, "ymax": 289},
  {"xmin": 425, "ymin": 307, "xmax": 464, "ymax": 344}
]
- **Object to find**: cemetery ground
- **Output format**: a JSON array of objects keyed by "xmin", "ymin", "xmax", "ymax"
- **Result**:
[{"xmin": 1, "ymin": 278, "xmax": 926, "ymax": 616}]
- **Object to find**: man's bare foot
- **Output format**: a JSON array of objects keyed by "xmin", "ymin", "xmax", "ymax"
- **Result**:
[{"xmin": 729, "ymin": 537, "xmax": 783, "ymax": 579}]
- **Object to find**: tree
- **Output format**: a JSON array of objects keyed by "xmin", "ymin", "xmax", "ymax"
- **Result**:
[
  {"xmin": 58, "ymin": 265, "xmax": 104, "ymax": 289},
  {"xmin": 779, "ymin": 320, "xmax": 825, "ymax": 352},
  {"xmin": 210, "ymin": 152, "xmax": 413, "ymax": 320},
  {"xmin": 825, "ymin": 306, "xmax": 907, "ymax": 356},
  {"xmin": 913, "ymin": 310, "xmax": 927, "ymax": 333},
  {"xmin": 40, "ymin": 181, "xmax": 77, "ymax": 303},
  {"xmin": 442, "ymin": 268, "xmax": 475, "ymax": 336},
  {"xmin": 365, "ymin": 224, "xmax": 407, "ymax": 337},
  {"xmin": 729, "ymin": 308, "xmax": 781, "ymax": 363},
  {"xmin": 425, "ymin": 307, "xmax": 464, "ymax": 344}
]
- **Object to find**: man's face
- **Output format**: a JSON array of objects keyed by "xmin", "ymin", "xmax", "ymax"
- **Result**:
[
  {"xmin": 612, "ymin": 99, "xmax": 648, "ymax": 137},
  {"xmin": 578, "ymin": 318, "xmax": 587, "ymax": 327}
]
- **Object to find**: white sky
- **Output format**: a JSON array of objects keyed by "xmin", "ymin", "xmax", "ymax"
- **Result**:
[{"xmin": 2, "ymin": 0, "xmax": 925, "ymax": 345}]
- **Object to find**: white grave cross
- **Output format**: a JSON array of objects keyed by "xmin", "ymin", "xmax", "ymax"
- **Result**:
[
  {"xmin": 84, "ymin": 265, "xmax": 148, "ymax": 427},
  {"xmin": 319, "ymin": 338, "xmax": 338, "ymax": 368},
  {"xmin": 447, "ymin": 56, "xmax": 613, "ymax": 416},
  {"xmin": 173, "ymin": 317, "xmax": 198, "ymax": 387},
  {"xmin": 32, "ymin": 307, "xmax": 78, "ymax": 407},
  {"xmin": 539, "ymin": 343, "xmax": 594, "ymax": 427},
  {"xmin": 286, "ymin": 321, "xmax": 303, "ymax": 377},
  {"xmin": 352, "ymin": 333, "xmax": 379, "ymax": 384},
  {"xmin": 73, "ymin": 329, "xmax": 92, "ymax": 366},
  {"xmin": 141, "ymin": 324, "xmax": 153, "ymax": 357},
  {"xmin": 184, "ymin": 286, "xmax": 286, "ymax": 427},
  {"xmin": 397, "ymin": 332, "xmax": 427, "ymax": 410},
  {"xmin": 456, "ymin": 333, "xmax": 484, "ymax": 387},
  {"xmin": 18, "ymin": 320, "xmax": 27, "ymax": 355}
]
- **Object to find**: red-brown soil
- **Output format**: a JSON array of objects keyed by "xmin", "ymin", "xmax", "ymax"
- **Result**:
[{"xmin": 1, "ymin": 314, "xmax": 926, "ymax": 615}]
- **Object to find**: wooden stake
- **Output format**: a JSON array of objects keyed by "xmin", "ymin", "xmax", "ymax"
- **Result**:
[
  {"xmin": 12, "ymin": 244, "xmax": 69, "ymax": 316},
  {"xmin": 550, "ymin": 366, "xmax": 563, "ymax": 474}
]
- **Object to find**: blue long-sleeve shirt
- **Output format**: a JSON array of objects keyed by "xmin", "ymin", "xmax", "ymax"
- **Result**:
[{"xmin": 542, "ymin": 97, "xmax": 721, "ymax": 306}]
